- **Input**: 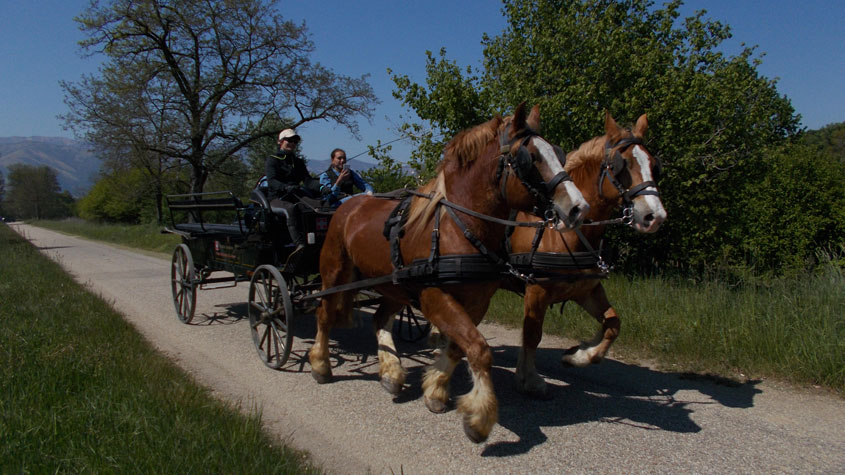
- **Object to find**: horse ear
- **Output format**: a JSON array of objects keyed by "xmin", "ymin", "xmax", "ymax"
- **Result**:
[
  {"xmin": 633, "ymin": 113, "xmax": 648, "ymax": 137},
  {"xmin": 527, "ymin": 104, "xmax": 541, "ymax": 131},
  {"xmin": 512, "ymin": 102, "xmax": 528, "ymax": 131},
  {"xmin": 604, "ymin": 110, "xmax": 620, "ymax": 135}
]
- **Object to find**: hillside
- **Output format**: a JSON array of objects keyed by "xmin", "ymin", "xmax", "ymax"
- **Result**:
[{"xmin": 0, "ymin": 137, "xmax": 101, "ymax": 197}]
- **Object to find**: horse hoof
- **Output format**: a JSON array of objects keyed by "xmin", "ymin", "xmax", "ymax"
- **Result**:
[
  {"xmin": 462, "ymin": 418, "xmax": 489, "ymax": 444},
  {"xmin": 424, "ymin": 396, "xmax": 448, "ymax": 414},
  {"xmin": 311, "ymin": 369, "xmax": 332, "ymax": 384},
  {"xmin": 561, "ymin": 345, "xmax": 580, "ymax": 367},
  {"xmin": 516, "ymin": 383, "xmax": 551, "ymax": 400},
  {"xmin": 380, "ymin": 376, "xmax": 403, "ymax": 395}
]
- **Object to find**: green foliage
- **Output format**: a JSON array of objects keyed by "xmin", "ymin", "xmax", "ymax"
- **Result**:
[
  {"xmin": 359, "ymin": 140, "xmax": 417, "ymax": 192},
  {"xmin": 801, "ymin": 122, "xmax": 845, "ymax": 162},
  {"xmin": 78, "ymin": 168, "xmax": 151, "ymax": 223},
  {"xmin": 389, "ymin": 50, "xmax": 494, "ymax": 181},
  {"xmin": 4, "ymin": 164, "xmax": 74, "ymax": 220},
  {"xmin": 391, "ymin": 0, "xmax": 831, "ymax": 274},
  {"xmin": 737, "ymin": 143, "xmax": 845, "ymax": 272}
]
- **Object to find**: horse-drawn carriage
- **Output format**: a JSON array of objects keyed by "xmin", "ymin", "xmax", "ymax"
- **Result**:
[
  {"xmin": 164, "ymin": 103, "xmax": 665, "ymax": 443},
  {"xmin": 164, "ymin": 187, "xmax": 431, "ymax": 369}
]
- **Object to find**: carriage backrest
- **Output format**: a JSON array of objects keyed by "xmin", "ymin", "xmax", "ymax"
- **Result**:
[{"xmin": 165, "ymin": 191, "xmax": 247, "ymax": 234}]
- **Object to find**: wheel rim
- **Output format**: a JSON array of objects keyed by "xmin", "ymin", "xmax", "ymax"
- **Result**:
[
  {"xmin": 248, "ymin": 265, "xmax": 294, "ymax": 369},
  {"xmin": 170, "ymin": 244, "xmax": 196, "ymax": 324},
  {"xmin": 397, "ymin": 305, "xmax": 430, "ymax": 342}
]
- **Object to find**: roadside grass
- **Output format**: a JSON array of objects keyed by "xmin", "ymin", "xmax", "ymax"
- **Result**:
[
  {"xmin": 27, "ymin": 219, "xmax": 845, "ymax": 393},
  {"xmin": 0, "ymin": 224, "xmax": 321, "ymax": 473},
  {"xmin": 486, "ymin": 265, "xmax": 844, "ymax": 393},
  {"xmin": 33, "ymin": 218, "xmax": 181, "ymax": 255}
]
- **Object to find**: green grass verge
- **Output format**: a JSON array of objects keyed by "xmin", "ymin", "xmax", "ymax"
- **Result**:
[
  {"xmin": 486, "ymin": 268, "xmax": 844, "ymax": 393},
  {"xmin": 0, "ymin": 224, "xmax": 321, "ymax": 473},
  {"xmin": 33, "ymin": 218, "xmax": 181, "ymax": 255}
]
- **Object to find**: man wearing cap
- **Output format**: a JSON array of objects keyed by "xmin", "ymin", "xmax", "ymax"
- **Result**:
[{"xmin": 265, "ymin": 128, "xmax": 320, "ymax": 255}]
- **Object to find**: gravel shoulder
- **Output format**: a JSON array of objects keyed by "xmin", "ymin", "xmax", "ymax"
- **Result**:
[{"xmin": 11, "ymin": 223, "xmax": 844, "ymax": 474}]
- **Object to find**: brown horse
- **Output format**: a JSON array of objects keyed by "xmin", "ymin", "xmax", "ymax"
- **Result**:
[
  {"xmin": 510, "ymin": 112, "xmax": 667, "ymax": 397},
  {"xmin": 311, "ymin": 103, "xmax": 589, "ymax": 442}
]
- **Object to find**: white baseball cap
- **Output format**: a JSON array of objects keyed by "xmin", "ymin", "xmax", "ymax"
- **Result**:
[{"xmin": 278, "ymin": 128, "xmax": 300, "ymax": 141}]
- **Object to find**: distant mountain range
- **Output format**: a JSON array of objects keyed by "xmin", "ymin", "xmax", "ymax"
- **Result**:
[{"xmin": 0, "ymin": 137, "xmax": 102, "ymax": 197}]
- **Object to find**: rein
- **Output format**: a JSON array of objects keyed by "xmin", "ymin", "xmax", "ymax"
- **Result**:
[
  {"xmin": 378, "ymin": 123, "xmax": 582, "ymax": 285},
  {"xmin": 383, "ymin": 190, "xmax": 548, "ymax": 284}
]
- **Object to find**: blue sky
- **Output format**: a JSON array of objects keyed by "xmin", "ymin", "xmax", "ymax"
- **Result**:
[{"xmin": 1, "ymin": 0, "xmax": 842, "ymax": 167}]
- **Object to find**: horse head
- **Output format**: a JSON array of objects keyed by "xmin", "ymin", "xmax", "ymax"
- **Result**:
[
  {"xmin": 598, "ymin": 112, "xmax": 667, "ymax": 233},
  {"xmin": 500, "ymin": 103, "xmax": 590, "ymax": 230}
]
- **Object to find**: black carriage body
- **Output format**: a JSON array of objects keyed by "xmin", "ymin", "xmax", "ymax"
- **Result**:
[{"xmin": 164, "ymin": 190, "xmax": 332, "ymax": 279}]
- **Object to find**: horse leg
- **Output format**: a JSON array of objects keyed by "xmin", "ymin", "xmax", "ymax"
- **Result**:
[
  {"xmin": 515, "ymin": 285, "xmax": 553, "ymax": 398},
  {"xmin": 311, "ymin": 295, "xmax": 335, "ymax": 383},
  {"xmin": 562, "ymin": 283, "xmax": 619, "ymax": 367},
  {"xmin": 310, "ymin": 234, "xmax": 355, "ymax": 384},
  {"xmin": 422, "ymin": 337, "xmax": 459, "ymax": 413},
  {"xmin": 421, "ymin": 288, "xmax": 498, "ymax": 443},
  {"xmin": 372, "ymin": 299, "xmax": 406, "ymax": 395}
]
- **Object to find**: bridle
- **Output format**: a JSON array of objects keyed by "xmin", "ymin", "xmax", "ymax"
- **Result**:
[
  {"xmin": 598, "ymin": 135, "xmax": 661, "ymax": 205},
  {"xmin": 496, "ymin": 123, "xmax": 573, "ymax": 226}
]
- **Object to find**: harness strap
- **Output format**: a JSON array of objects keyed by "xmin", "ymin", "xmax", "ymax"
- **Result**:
[{"xmin": 406, "ymin": 190, "xmax": 545, "ymax": 229}]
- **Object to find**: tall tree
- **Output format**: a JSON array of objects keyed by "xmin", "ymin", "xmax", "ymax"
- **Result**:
[
  {"xmin": 392, "ymin": 0, "xmax": 803, "ymax": 271},
  {"xmin": 5, "ymin": 165, "xmax": 73, "ymax": 220},
  {"xmin": 61, "ymin": 0, "xmax": 378, "ymax": 194}
]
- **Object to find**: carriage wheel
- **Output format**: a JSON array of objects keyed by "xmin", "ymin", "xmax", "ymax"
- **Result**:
[
  {"xmin": 170, "ymin": 244, "xmax": 197, "ymax": 324},
  {"xmin": 396, "ymin": 305, "xmax": 431, "ymax": 342},
  {"xmin": 248, "ymin": 265, "xmax": 295, "ymax": 369}
]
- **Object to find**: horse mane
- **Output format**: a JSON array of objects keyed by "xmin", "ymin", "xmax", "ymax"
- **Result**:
[
  {"xmin": 564, "ymin": 125, "xmax": 639, "ymax": 184},
  {"xmin": 442, "ymin": 115, "xmax": 503, "ymax": 169},
  {"xmin": 564, "ymin": 136, "xmax": 605, "ymax": 184},
  {"xmin": 404, "ymin": 115, "xmax": 503, "ymax": 230}
]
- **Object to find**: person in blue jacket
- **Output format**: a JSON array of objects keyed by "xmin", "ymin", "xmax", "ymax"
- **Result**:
[{"xmin": 318, "ymin": 148, "xmax": 374, "ymax": 206}]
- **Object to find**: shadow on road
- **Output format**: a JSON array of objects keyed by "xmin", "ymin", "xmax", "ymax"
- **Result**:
[
  {"xmin": 478, "ymin": 343, "xmax": 762, "ymax": 456},
  {"xmin": 201, "ymin": 300, "xmax": 763, "ymax": 455}
]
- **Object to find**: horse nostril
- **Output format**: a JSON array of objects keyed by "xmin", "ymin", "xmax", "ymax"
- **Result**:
[
  {"xmin": 643, "ymin": 213, "xmax": 654, "ymax": 224},
  {"xmin": 569, "ymin": 206, "xmax": 582, "ymax": 222}
]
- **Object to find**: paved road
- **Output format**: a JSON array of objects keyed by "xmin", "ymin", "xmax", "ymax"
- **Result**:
[{"xmin": 11, "ymin": 223, "xmax": 844, "ymax": 474}]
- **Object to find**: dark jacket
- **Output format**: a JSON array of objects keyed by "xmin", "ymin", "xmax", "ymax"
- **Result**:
[{"xmin": 264, "ymin": 151, "xmax": 319, "ymax": 200}]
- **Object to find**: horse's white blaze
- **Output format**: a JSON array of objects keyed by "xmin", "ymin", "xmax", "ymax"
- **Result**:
[
  {"xmin": 533, "ymin": 138, "xmax": 566, "ymax": 174},
  {"xmin": 534, "ymin": 137, "xmax": 589, "ymax": 226},
  {"xmin": 632, "ymin": 145, "xmax": 666, "ymax": 217}
]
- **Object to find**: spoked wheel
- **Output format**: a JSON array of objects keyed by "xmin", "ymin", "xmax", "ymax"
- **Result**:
[
  {"xmin": 396, "ymin": 305, "xmax": 431, "ymax": 342},
  {"xmin": 170, "ymin": 244, "xmax": 197, "ymax": 324},
  {"xmin": 248, "ymin": 265, "xmax": 295, "ymax": 369}
]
